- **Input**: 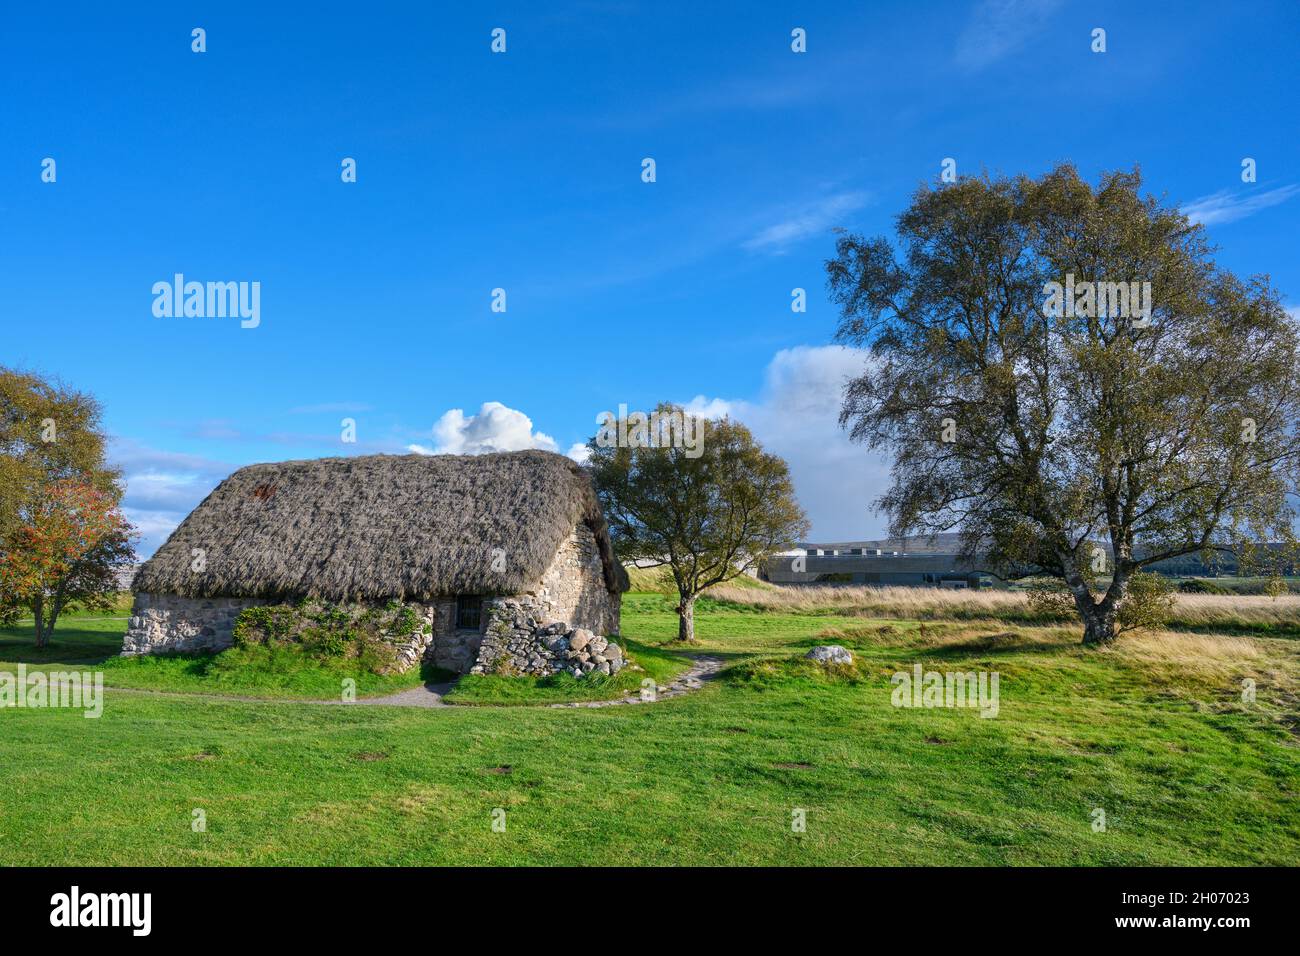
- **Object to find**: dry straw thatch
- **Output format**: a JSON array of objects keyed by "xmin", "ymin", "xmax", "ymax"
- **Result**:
[{"xmin": 133, "ymin": 450, "xmax": 629, "ymax": 602}]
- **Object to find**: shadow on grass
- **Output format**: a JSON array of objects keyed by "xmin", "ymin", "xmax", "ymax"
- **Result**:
[
  {"xmin": 419, "ymin": 663, "xmax": 458, "ymax": 685},
  {"xmin": 924, "ymin": 635, "xmax": 1075, "ymax": 660},
  {"xmin": 0, "ymin": 624, "xmax": 125, "ymax": 667},
  {"xmin": 640, "ymin": 638, "xmax": 750, "ymax": 666}
]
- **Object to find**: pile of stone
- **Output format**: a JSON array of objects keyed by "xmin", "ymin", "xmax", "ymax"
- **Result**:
[
  {"xmin": 470, "ymin": 600, "xmax": 626, "ymax": 678},
  {"xmin": 548, "ymin": 625, "xmax": 625, "ymax": 678}
]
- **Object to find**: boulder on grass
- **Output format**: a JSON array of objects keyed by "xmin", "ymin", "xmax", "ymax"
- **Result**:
[{"xmin": 805, "ymin": 645, "xmax": 853, "ymax": 665}]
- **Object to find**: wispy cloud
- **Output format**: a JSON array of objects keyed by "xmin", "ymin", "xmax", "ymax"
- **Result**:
[
  {"xmin": 185, "ymin": 419, "xmax": 242, "ymax": 440},
  {"xmin": 1181, "ymin": 184, "xmax": 1300, "ymax": 226},
  {"xmin": 588, "ymin": 59, "xmax": 836, "ymax": 131},
  {"xmin": 954, "ymin": 0, "xmax": 1063, "ymax": 71},
  {"xmin": 287, "ymin": 402, "xmax": 375, "ymax": 415},
  {"xmin": 109, "ymin": 438, "xmax": 236, "ymax": 558},
  {"xmin": 742, "ymin": 191, "xmax": 870, "ymax": 254},
  {"xmin": 164, "ymin": 414, "xmax": 394, "ymax": 451}
]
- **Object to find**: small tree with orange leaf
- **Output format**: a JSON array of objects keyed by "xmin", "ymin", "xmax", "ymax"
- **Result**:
[{"xmin": 0, "ymin": 480, "xmax": 135, "ymax": 647}]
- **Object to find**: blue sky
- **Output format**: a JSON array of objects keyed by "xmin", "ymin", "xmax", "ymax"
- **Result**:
[{"xmin": 3, "ymin": 0, "xmax": 1299, "ymax": 556}]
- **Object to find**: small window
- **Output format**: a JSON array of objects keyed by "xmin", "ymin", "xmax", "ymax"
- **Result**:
[{"xmin": 456, "ymin": 596, "xmax": 482, "ymax": 630}]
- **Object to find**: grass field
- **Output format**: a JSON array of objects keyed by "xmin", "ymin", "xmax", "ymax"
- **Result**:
[{"xmin": 1, "ymin": 590, "xmax": 1298, "ymax": 865}]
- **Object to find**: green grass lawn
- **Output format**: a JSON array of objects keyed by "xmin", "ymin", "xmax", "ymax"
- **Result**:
[
  {"xmin": 0, "ymin": 610, "xmax": 435, "ymax": 700},
  {"xmin": 1, "ymin": 593, "xmax": 1297, "ymax": 865},
  {"xmin": 0, "ymin": 602, "xmax": 690, "ymax": 704}
]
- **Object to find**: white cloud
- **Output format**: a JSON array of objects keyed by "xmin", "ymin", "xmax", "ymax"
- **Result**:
[
  {"xmin": 1181, "ymin": 185, "xmax": 1300, "ymax": 226},
  {"xmin": 682, "ymin": 396, "xmax": 735, "ymax": 419},
  {"xmin": 408, "ymin": 401, "xmax": 560, "ymax": 456},
  {"xmin": 684, "ymin": 345, "xmax": 889, "ymax": 541},
  {"xmin": 566, "ymin": 442, "xmax": 592, "ymax": 464},
  {"xmin": 954, "ymin": 0, "xmax": 1062, "ymax": 71},
  {"xmin": 742, "ymin": 191, "xmax": 869, "ymax": 254}
]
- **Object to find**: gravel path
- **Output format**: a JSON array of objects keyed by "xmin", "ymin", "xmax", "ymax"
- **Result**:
[{"xmin": 340, "ymin": 678, "xmax": 459, "ymax": 708}]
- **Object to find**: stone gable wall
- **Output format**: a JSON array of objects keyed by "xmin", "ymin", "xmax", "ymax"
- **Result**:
[
  {"xmin": 533, "ymin": 522, "xmax": 621, "ymax": 635},
  {"xmin": 424, "ymin": 521, "xmax": 621, "ymax": 674}
]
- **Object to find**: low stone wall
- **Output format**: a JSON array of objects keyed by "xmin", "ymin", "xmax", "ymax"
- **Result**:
[
  {"xmin": 122, "ymin": 592, "xmax": 271, "ymax": 655},
  {"xmin": 470, "ymin": 598, "xmax": 625, "ymax": 678},
  {"xmin": 387, "ymin": 606, "xmax": 435, "ymax": 673},
  {"xmin": 123, "ymin": 593, "xmax": 434, "ymax": 670}
]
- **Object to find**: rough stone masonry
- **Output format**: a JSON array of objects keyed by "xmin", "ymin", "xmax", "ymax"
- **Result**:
[{"xmin": 470, "ymin": 598, "xmax": 626, "ymax": 678}]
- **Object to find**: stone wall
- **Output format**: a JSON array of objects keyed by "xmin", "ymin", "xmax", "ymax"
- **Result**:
[
  {"xmin": 122, "ymin": 593, "xmax": 433, "ymax": 669},
  {"xmin": 423, "ymin": 521, "xmax": 621, "ymax": 674},
  {"xmin": 121, "ymin": 592, "xmax": 271, "ymax": 655},
  {"xmin": 470, "ymin": 600, "xmax": 626, "ymax": 678},
  {"xmin": 384, "ymin": 606, "xmax": 435, "ymax": 673},
  {"xmin": 532, "ymin": 522, "xmax": 621, "ymax": 635}
]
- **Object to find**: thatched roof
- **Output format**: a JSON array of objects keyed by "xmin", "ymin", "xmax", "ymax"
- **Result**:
[{"xmin": 133, "ymin": 451, "xmax": 629, "ymax": 602}]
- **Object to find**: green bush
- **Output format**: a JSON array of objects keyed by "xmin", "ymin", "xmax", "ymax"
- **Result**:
[
  {"xmin": 299, "ymin": 625, "xmax": 350, "ymax": 658},
  {"xmin": 1117, "ymin": 572, "xmax": 1176, "ymax": 634},
  {"xmin": 1178, "ymin": 578, "xmax": 1232, "ymax": 595},
  {"xmin": 1025, "ymin": 571, "xmax": 1174, "ymax": 634},
  {"xmin": 1023, "ymin": 577, "xmax": 1080, "ymax": 621},
  {"xmin": 231, "ymin": 605, "xmax": 297, "ymax": 648},
  {"xmin": 230, "ymin": 599, "xmax": 427, "ymax": 674}
]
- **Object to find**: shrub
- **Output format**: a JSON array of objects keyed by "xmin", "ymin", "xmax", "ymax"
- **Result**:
[
  {"xmin": 231, "ymin": 605, "xmax": 297, "ymax": 648},
  {"xmin": 1263, "ymin": 575, "xmax": 1290, "ymax": 600},
  {"xmin": 356, "ymin": 640, "xmax": 400, "ymax": 674},
  {"xmin": 299, "ymin": 625, "xmax": 350, "ymax": 658},
  {"xmin": 1024, "ymin": 577, "xmax": 1079, "ymax": 621},
  {"xmin": 1025, "ymin": 572, "xmax": 1175, "ymax": 635},
  {"xmin": 1117, "ymin": 572, "xmax": 1176, "ymax": 634},
  {"xmin": 1178, "ymin": 578, "xmax": 1232, "ymax": 595},
  {"xmin": 230, "ymin": 599, "xmax": 428, "ymax": 674}
]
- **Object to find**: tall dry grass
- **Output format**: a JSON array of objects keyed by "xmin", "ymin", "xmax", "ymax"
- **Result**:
[
  {"xmin": 811, "ymin": 617, "xmax": 1297, "ymax": 697},
  {"xmin": 707, "ymin": 583, "xmax": 1300, "ymax": 632}
]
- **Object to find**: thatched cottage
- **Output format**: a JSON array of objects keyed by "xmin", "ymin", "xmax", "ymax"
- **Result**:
[{"xmin": 122, "ymin": 450, "xmax": 629, "ymax": 675}]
